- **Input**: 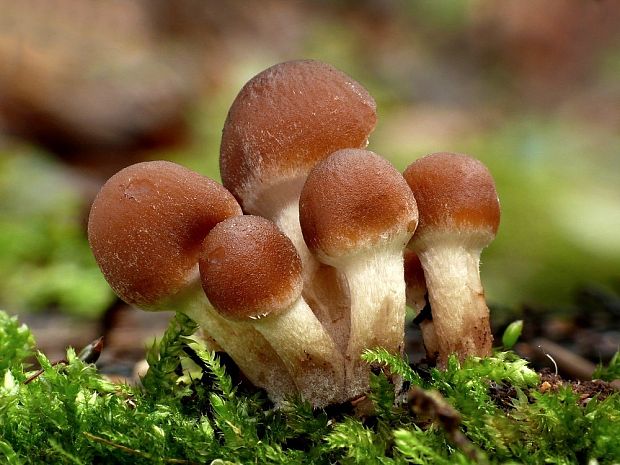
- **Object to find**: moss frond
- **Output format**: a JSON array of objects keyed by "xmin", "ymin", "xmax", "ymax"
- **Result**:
[
  {"xmin": 0, "ymin": 312, "xmax": 35, "ymax": 380},
  {"xmin": 361, "ymin": 348, "xmax": 424, "ymax": 386},
  {"xmin": 1, "ymin": 310, "xmax": 619, "ymax": 465},
  {"xmin": 593, "ymin": 351, "xmax": 620, "ymax": 382},
  {"xmin": 141, "ymin": 312, "xmax": 198, "ymax": 400}
]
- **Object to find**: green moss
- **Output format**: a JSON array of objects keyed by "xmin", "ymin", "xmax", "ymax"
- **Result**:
[
  {"xmin": 0, "ymin": 151, "xmax": 114, "ymax": 317},
  {"xmin": 1, "ymin": 310, "xmax": 619, "ymax": 464},
  {"xmin": 594, "ymin": 352, "xmax": 620, "ymax": 383}
]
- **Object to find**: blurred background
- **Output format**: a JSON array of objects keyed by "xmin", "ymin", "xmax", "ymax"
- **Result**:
[{"xmin": 1, "ymin": 0, "xmax": 619, "ymax": 379}]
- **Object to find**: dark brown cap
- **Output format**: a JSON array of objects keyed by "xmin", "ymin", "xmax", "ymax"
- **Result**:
[
  {"xmin": 299, "ymin": 148, "xmax": 418, "ymax": 259},
  {"xmin": 220, "ymin": 60, "xmax": 377, "ymax": 211},
  {"xmin": 403, "ymin": 152, "xmax": 500, "ymax": 242},
  {"xmin": 199, "ymin": 215, "xmax": 303, "ymax": 320},
  {"xmin": 88, "ymin": 161, "xmax": 241, "ymax": 309}
]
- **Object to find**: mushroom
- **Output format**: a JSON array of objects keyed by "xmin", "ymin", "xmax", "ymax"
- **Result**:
[
  {"xmin": 299, "ymin": 148, "xmax": 418, "ymax": 397},
  {"xmin": 404, "ymin": 250, "xmax": 439, "ymax": 362},
  {"xmin": 87, "ymin": 160, "xmax": 296, "ymax": 403},
  {"xmin": 403, "ymin": 152, "xmax": 500, "ymax": 365},
  {"xmin": 199, "ymin": 215, "xmax": 345, "ymax": 407},
  {"xmin": 219, "ymin": 59, "xmax": 377, "ymax": 350}
]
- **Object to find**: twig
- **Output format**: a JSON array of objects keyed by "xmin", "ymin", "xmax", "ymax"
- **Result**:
[
  {"xmin": 24, "ymin": 360, "xmax": 67, "ymax": 385},
  {"xmin": 83, "ymin": 432, "xmax": 200, "ymax": 464},
  {"xmin": 24, "ymin": 336, "xmax": 105, "ymax": 385}
]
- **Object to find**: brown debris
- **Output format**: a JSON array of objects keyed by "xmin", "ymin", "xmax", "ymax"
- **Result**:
[
  {"xmin": 407, "ymin": 386, "xmax": 480, "ymax": 461},
  {"xmin": 538, "ymin": 369, "xmax": 618, "ymax": 404},
  {"xmin": 488, "ymin": 381, "xmax": 518, "ymax": 411}
]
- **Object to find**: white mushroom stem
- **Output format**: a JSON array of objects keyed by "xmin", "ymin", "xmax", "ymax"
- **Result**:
[
  {"xmin": 414, "ymin": 237, "xmax": 493, "ymax": 365},
  {"xmin": 336, "ymin": 244, "xmax": 407, "ymax": 398},
  {"xmin": 175, "ymin": 279, "xmax": 297, "ymax": 406},
  {"xmin": 410, "ymin": 311, "xmax": 440, "ymax": 363},
  {"xmin": 404, "ymin": 251, "xmax": 439, "ymax": 361},
  {"xmin": 250, "ymin": 180, "xmax": 350, "ymax": 353},
  {"xmin": 261, "ymin": 195, "xmax": 314, "ymax": 270},
  {"xmin": 251, "ymin": 297, "xmax": 346, "ymax": 407},
  {"xmin": 419, "ymin": 321, "xmax": 439, "ymax": 362}
]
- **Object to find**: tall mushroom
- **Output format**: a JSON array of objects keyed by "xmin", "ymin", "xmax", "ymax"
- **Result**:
[
  {"xmin": 403, "ymin": 152, "xmax": 500, "ymax": 365},
  {"xmin": 299, "ymin": 148, "xmax": 418, "ymax": 397},
  {"xmin": 87, "ymin": 160, "xmax": 296, "ymax": 403},
  {"xmin": 219, "ymin": 59, "xmax": 377, "ymax": 350},
  {"xmin": 199, "ymin": 215, "xmax": 345, "ymax": 407}
]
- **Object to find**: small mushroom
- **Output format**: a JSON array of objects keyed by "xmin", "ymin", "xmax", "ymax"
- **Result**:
[
  {"xmin": 404, "ymin": 250, "xmax": 439, "ymax": 362},
  {"xmin": 299, "ymin": 148, "xmax": 418, "ymax": 397},
  {"xmin": 199, "ymin": 215, "xmax": 345, "ymax": 407},
  {"xmin": 219, "ymin": 59, "xmax": 377, "ymax": 350},
  {"xmin": 87, "ymin": 160, "xmax": 295, "ymax": 402},
  {"xmin": 403, "ymin": 152, "xmax": 500, "ymax": 365}
]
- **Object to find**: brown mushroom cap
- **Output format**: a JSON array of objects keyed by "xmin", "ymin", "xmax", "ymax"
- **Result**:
[
  {"xmin": 199, "ymin": 215, "xmax": 303, "ymax": 320},
  {"xmin": 403, "ymin": 152, "xmax": 500, "ymax": 242},
  {"xmin": 88, "ymin": 161, "xmax": 241, "ymax": 309},
  {"xmin": 220, "ymin": 60, "xmax": 377, "ymax": 211},
  {"xmin": 299, "ymin": 148, "xmax": 418, "ymax": 259}
]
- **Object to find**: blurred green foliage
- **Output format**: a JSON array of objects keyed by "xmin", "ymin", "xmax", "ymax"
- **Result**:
[
  {"xmin": 0, "ymin": 150, "xmax": 114, "ymax": 316},
  {"xmin": 473, "ymin": 118, "xmax": 620, "ymax": 307},
  {"xmin": 2, "ymin": 105, "xmax": 619, "ymax": 317},
  {"xmin": 0, "ymin": 1, "xmax": 619, "ymax": 317},
  {"xmin": 377, "ymin": 114, "xmax": 620, "ymax": 308}
]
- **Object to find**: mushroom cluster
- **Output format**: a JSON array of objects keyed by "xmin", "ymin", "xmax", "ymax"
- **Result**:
[{"xmin": 88, "ymin": 60, "xmax": 500, "ymax": 407}]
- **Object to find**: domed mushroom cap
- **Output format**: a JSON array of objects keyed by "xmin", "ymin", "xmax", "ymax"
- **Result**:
[
  {"xmin": 403, "ymin": 152, "xmax": 500, "ymax": 241},
  {"xmin": 199, "ymin": 216, "xmax": 303, "ymax": 320},
  {"xmin": 88, "ymin": 161, "xmax": 241, "ymax": 309},
  {"xmin": 299, "ymin": 148, "xmax": 418, "ymax": 259},
  {"xmin": 220, "ymin": 60, "xmax": 377, "ymax": 210}
]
